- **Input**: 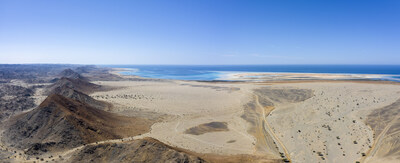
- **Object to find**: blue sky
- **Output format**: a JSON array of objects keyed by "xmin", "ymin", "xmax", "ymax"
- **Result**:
[{"xmin": 0, "ymin": 0, "xmax": 399, "ymax": 64}]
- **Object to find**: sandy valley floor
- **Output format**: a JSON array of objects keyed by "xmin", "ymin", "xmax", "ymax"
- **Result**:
[
  {"xmin": 89, "ymin": 78, "xmax": 400, "ymax": 163},
  {"xmin": 91, "ymin": 81, "xmax": 257, "ymax": 156}
]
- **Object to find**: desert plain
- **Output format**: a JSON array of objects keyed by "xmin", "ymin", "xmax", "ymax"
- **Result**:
[
  {"xmin": 93, "ymin": 75, "xmax": 400, "ymax": 162},
  {"xmin": 1, "ymin": 66, "xmax": 400, "ymax": 163}
]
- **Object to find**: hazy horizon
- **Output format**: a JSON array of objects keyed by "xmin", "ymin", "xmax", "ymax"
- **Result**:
[{"xmin": 1, "ymin": 0, "xmax": 400, "ymax": 65}]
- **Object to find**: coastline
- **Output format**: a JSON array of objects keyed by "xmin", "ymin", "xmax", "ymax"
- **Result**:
[
  {"xmin": 110, "ymin": 67, "xmax": 400, "ymax": 83},
  {"xmin": 216, "ymin": 72, "xmax": 400, "ymax": 81}
]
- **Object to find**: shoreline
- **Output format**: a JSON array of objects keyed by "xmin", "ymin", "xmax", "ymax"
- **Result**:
[{"xmin": 110, "ymin": 67, "xmax": 400, "ymax": 83}]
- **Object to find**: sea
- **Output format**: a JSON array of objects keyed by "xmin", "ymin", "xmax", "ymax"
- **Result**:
[{"xmin": 105, "ymin": 65, "xmax": 400, "ymax": 81}]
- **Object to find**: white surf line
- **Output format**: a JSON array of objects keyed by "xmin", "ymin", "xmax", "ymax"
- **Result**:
[{"xmin": 217, "ymin": 71, "xmax": 400, "ymax": 82}]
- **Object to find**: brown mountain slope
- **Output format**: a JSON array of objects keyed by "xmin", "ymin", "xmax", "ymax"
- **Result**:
[
  {"xmin": 55, "ymin": 87, "xmax": 112, "ymax": 110},
  {"xmin": 47, "ymin": 74, "xmax": 111, "ymax": 110},
  {"xmin": 68, "ymin": 137, "xmax": 208, "ymax": 163},
  {"xmin": 58, "ymin": 69, "xmax": 88, "ymax": 81},
  {"xmin": 2, "ymin": 94, "xmax": 152, "ymax": 154},
  {"xmin": 46, "ymin": 77, "xmax": 101, "ymax": 95},
  {"xmin": 68, "ymin": 137, "xmax": 282, "ymax": 163}
]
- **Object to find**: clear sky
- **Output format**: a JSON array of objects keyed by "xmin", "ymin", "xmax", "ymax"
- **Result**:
[{"xmin": 1, "ymin": 0, "xmax": 399, "ymax": 65}]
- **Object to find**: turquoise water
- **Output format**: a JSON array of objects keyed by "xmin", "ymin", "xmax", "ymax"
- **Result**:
[{"xmin": 105, "ymin": 65, "xmax": 400, "ymax": 81}]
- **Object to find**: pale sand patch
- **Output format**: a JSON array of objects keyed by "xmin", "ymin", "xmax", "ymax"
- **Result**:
[
  {"xmin": 90, "ymin": 80, "xmax": 258, "ymax": 155},
  {"xmin": 32, "ymin": 85, "xmax": 49, "ymax": 106},
  {"xmin": 1, "ymin": 95, "xmax": 15, "ymax": 101},
  {"xmin": 265, "ymin": 82, "xmax": 400, "ymax": 163}
]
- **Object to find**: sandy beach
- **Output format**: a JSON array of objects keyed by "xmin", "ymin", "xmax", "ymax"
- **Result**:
[{"xmin": 218, "ymin": 72, "xmax": 399, "ymax": 82}]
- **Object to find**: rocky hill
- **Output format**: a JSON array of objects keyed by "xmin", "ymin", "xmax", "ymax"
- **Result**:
[
  {"xmin": 57, "ymin": 68, "xmax": 88, "ymax": 81},
  {"xmin": 56, "ymin": 87, "xmax": 112, "ymax": 110},
  {"xmin": 0, "ymin": 84, "xmax": 35, "ymax": 121},
  {"xmin": 46, "ymin": 77, "xmax": 101, "ymax": 95},
  {"xmin": 1, "ymin": 94, "xmax": 152, "ymax": 155}
]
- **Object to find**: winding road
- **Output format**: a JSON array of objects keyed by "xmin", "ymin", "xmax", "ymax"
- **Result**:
[{"xmin": 254, "ymin": 94, "xmax": 292, "ymax": 162}]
